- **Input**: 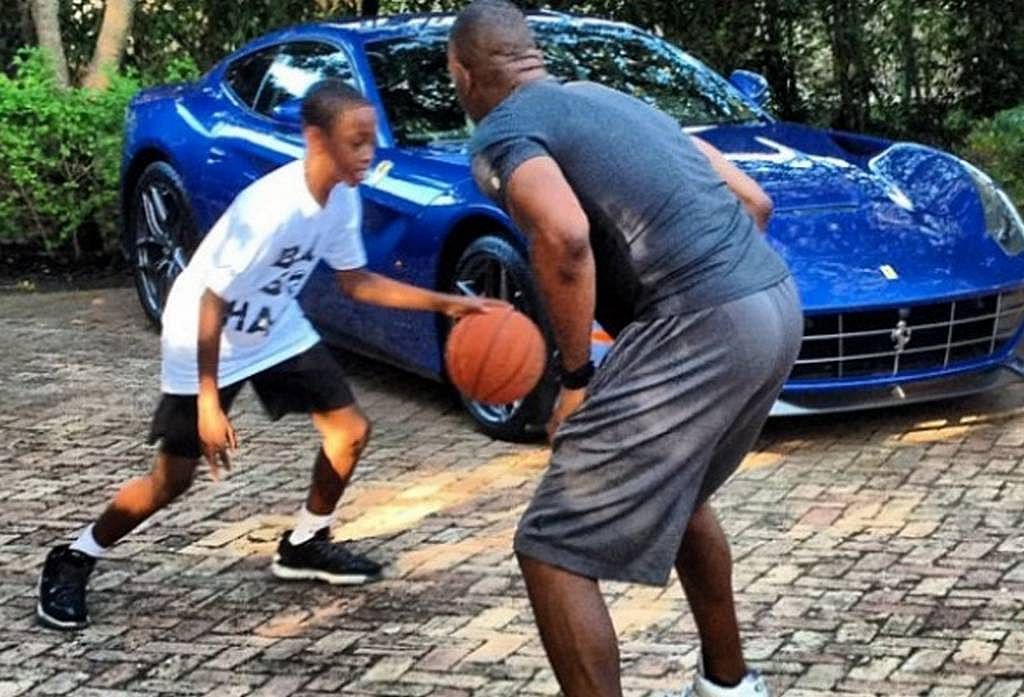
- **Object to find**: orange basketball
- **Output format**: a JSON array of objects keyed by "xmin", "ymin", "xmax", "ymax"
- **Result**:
[{"xmin": 445, "ymin": 307, "xmax": 547, "ymax": 405}]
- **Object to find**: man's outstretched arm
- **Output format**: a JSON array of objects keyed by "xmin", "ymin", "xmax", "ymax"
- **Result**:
[{"xmin": 692, "ymin": 136, "xmax": 774, "ymax": 231}]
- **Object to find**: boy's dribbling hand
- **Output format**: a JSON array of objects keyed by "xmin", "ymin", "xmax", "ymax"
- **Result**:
[
  {"xmin": 197, "ymin": 398, "xmax": 238, "ymax": 481},
  {"xmin": 442, "ymin": 295, "xmax": 511, "ymax": 319}
]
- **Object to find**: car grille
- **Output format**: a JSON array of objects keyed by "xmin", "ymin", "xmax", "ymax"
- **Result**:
[{"xmin": 791, "ymin": 288, "xmax": 1024, "ymax": 382}]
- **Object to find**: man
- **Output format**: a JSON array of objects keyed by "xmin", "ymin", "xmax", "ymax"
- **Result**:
[
  {"xmin": 37, "ymin": 80, "xmax": 505, "ymax": 630},
  {"xmin": 448, "ymin": 3, "xmax": 803, "ymax": 696}
]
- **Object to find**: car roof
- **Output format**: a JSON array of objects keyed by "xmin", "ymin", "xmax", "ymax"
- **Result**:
[
  {"xmin": 211, "ymin": 10, "xmax": 652, "ymax": 82},
  {"xmin": 310, "ymin": 10, "xmax": 642, "ymax": 44}
]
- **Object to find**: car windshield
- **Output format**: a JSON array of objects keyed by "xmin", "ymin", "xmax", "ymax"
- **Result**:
[{"xmin": 365, "ymin": 23, "xmax": 759, "ymax": 146}]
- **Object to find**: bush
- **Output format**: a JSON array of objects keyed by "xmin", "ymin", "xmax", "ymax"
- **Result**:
[
  {"xmin": 158, "ymin": 55, "xmax": 201, "ymax": 85},
  {"xmin": 962, "ymin": 105, "xmax": 1024, "ymax": 208},
  {"xmin": 0, "ymin": 48, "xmax": 139, "ymax": 256}
]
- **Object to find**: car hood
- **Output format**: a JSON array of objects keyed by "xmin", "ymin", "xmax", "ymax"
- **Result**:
[
  {"xmin": 696, "ymin": 123, "xmax": 1024, "ymax": 312},
  {"xmin": 409, "ymin": 122, "xmax": 1024, "ymax": 313}
]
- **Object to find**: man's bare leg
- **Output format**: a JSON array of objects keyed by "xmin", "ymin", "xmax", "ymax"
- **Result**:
[
  {"xmin": 518, "ymin": 554, "xmax": 623, "ymax": 697},
  {"xmin": 675, "ymin": 502, "xmax": 746, "ymax": 687}
]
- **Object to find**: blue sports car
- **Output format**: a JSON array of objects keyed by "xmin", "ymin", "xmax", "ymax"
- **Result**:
[{"xmin": 121, "ymin": 12, "xmax": 1024, "ymax": 441}]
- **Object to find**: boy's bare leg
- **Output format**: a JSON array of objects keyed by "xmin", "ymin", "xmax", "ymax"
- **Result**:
[
  {"xmin": 91, "ymin": 452, "xmax": 200, "ymax": 547},
  {"xmin": 306, "ymin": 405, "xmax": 371, "ymax": 514},
  {"xmin": 272, "ymin": 404, "xmax": 379, "ymax": 584},
  {"xmin": 37, "ymin": 452, "xmax": 198, "ymax": 630}
]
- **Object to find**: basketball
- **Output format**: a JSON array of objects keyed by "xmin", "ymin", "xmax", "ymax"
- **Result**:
[{"xmin": 445, "ymin": 307, "xmax": 547, "ymax": 405}]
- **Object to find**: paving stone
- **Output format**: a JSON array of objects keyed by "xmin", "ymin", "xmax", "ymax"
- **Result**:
[
  {"xmin": 795, "ymin": 663, "xmax": 846, "ymax": 689},
  {"xmin": 847, "ymin": 656, "xmax": 903, "ymax": 682},
  {"xmin": 952, "ymin": 640, "xmax": 999, "ymax": 665},
  {"xmin": 901, "ymin": 648, "xmax": 951, "ymax": 673}
]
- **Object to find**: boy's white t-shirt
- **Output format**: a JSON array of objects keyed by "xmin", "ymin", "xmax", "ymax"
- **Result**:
[{"xmin": 160, "ymin": 159, "xmax": 366, "ymax": 394}]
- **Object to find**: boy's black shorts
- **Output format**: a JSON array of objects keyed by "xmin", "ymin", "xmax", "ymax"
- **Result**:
[{"xmin": 148, "ymin": 342, "xmax": 355, "ymax": 459}]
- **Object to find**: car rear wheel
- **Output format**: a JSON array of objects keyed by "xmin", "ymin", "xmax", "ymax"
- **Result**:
[
  {"xmin": 129, "ymin": 162, "xmax": 198, "ymax": 327},
  {"xmin": 450, "ymin": 235, "xmax": 558, "ymax": 442}
]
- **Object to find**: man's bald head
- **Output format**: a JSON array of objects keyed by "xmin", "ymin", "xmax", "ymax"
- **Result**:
[
  {"xmin": 450, "ymin": 0, "xmax": 538, "ymax": 71},
  {"xmin": 448, "ymin": 0, "xmax": 547, "ymax": 122}
]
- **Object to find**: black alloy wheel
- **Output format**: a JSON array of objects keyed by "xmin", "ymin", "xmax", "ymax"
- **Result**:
[{"xmin": 450, "ymin": 235, "xmax": 558, "ymax": 442}]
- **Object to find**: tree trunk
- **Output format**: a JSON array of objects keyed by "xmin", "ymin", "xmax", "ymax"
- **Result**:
[
  {"xmin": 824, "ymin": 0, "xmax": 870, "ymax": 132},
  {"xmin": 82, "ymin": 0, "xmax": 137, "ymax": 90},
  {"xmin": 29, "ymin": 0, "xmax": 69, "ymax": 88},
  {"xmin": 848, "ymin": 0, "xmax": 871, "ymax": 131},
  {"xmin": 18, "ymin": 0, "xmax": 35, "ymax": 45},
  {"xmin": 761, "ymin": 0, "xmax": 799, "ymax": 119},
  {"xmin": 899, "ymin": 0, "xmax": 916, "ymax": 107}
]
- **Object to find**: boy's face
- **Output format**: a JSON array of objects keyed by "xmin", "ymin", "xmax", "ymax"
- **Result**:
[{"xmin": 320, "ymin": 105, "xmax": 377, "ymax": 186}]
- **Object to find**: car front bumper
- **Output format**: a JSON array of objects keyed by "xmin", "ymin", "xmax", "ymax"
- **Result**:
[{"xmin": 771, "ymin": 356, "xmax": 1024, "ymax": 416}]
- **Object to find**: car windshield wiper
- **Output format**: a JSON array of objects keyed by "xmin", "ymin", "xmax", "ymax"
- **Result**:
[{"xmin": 687, "ymin": 116, "xmax": 764, "ymax": 128}]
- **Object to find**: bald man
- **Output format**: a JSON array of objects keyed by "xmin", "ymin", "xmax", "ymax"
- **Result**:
[{"xmin": 448, "ymin": 2, "xmax": 802, "ymax": 696}]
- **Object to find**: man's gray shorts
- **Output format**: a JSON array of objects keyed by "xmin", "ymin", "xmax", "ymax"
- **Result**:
[{"xmin": 514, "ymin": 277, "xmax": 803, "ymax": 586}]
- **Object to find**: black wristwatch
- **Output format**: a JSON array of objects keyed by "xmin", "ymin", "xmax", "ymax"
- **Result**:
[{"xmin": 559, "ymin": 360, "xmax": 596, "ymax": 389}]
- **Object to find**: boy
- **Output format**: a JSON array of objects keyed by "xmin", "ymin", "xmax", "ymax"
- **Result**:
[{"xmin": 37, "ymin": 80, "xmax": 504, "ymax": 630}]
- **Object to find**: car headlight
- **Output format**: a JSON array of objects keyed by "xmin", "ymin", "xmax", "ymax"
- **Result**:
[{"xmin": 964, "ymin": 162, "xmax": 1024, "ymax": 256}]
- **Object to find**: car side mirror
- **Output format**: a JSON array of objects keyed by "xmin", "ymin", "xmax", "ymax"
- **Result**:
[
  {"xmin": 271, "ymin": 98, "xmax": 303, "ymax": 128},
  {"xmin": 729, "ymin": 69, "xmax": 771, "ymax": 109}
]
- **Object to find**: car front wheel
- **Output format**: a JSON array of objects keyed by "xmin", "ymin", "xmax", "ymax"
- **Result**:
[
  {"xmin": 129, "ymin": 161, "xmax": 198, "ymax": 327},
  {"xmin": 450, "ymin": 235, "xmax": 558, "ymax": 442}
]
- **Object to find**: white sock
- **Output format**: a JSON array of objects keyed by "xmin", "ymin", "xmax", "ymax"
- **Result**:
[
  {"xmin": 290, "ymin": 508, "xmax": 333, "ymax": 545},
  {"xmin": 69, "ymin": 524, "xmax": 108, "ymax": 559}
]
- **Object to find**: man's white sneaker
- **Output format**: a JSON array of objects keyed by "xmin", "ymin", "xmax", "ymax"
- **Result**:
[{"xmin": 683, "ymin": 670, "xmax": 770, "ymax": 697}]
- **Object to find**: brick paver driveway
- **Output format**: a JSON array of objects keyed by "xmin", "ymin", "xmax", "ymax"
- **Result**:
[{"xmin": 1, "ymin": 286, "xmax": 1023, "ymax": 696}]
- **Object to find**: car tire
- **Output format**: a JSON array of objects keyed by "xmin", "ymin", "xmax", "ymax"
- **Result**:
[
  {"xmin": 449, "ymin": 235, "xmax": 558, "ymax": 442},
  {"xmin": 128, "ymin": 161, "xmax": 199, "ymax": 328}
]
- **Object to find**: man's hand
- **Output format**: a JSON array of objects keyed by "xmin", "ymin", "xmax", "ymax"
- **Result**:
[
  {"xmin": 197, "ymin": 396, "xmax": 237, "ymax": 481},
  {"xmin": 441, "ymin": 294, "xmax": 511, "ymax": 319},
  {"xmin": 546, "ymin": 386, "xmax": 586, "ymax": 442}
]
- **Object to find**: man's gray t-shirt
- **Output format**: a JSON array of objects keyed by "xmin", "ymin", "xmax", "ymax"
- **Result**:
[{"xmin": 469, "ymin": 79, "xmax": 791, "ymax": 337}]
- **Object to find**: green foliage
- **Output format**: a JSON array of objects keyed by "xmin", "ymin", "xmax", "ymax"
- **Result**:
[
  {"xmin": 963, "ymin": 105, "xmax": 1024, "ymax": 208},
  {"xmin": 0, "ymin": 48, "xmax": 138, "ymax": 254},
  {"xmin": 159, "ymin": 54, "xmax": 201, "ymax": 85}
]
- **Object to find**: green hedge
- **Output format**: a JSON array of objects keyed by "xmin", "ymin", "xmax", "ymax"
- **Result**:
[
  {"xmin": 963, "ymin": 105, "xmax": 1024, "ymax": 209},
  {"xmin": 0, "ymin": 49, "xmax": 198, "ymax": 256},
  {"xmin": 0, "ymin": 49, "xmax": 138, "ymax": 255}
]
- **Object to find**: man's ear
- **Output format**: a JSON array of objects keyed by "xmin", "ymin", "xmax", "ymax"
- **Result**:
[{"xmin": 450, "ymin": 56, "xmax": 472, "ymax": 93}]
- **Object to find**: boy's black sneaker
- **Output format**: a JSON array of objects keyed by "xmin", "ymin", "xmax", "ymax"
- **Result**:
[
  {"xmin": 37, "ymin": 545, "xmax": 96, "ymax": 631},
  {"xmin": 271, "ymin": 529, "xmax": 382, "ymax": 585}
]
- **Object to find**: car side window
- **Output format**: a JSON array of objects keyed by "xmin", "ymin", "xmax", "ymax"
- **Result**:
[
  {"xmin": 253, "ymin": 42, "xmax": 356, "ymax": 118},
  {"xmin": 223, "ymin": 47, "xmax": 279, "ymax": 108}
]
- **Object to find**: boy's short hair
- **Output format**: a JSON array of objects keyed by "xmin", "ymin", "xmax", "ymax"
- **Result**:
[{"xmin": 301, "ymin": 80, "xmax": 371, "ymax": 130}]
